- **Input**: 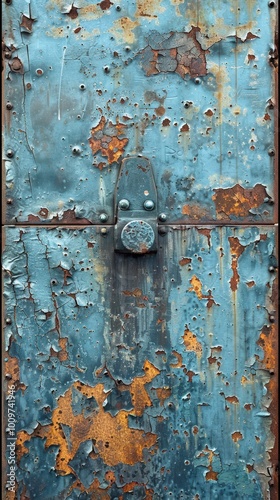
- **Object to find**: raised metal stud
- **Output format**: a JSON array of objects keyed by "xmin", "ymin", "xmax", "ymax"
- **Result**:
[
  {"xmin": 143, "ymin": 200, "xmax": 155, "ymax": 211},
  {"xmin": 6, "ymin": 149, "xmax": 14, "ymax": 158},
  {"xmin": 6, "ymin": 102, "xmax": 13, "ymax": 110},
  {"xmin": 99, "ymin": 213, "xmax": 108, "ymax": 222},
  {"xmin": 119, "ymin": 199, "xmax": 130, "ymax": 210},
  {"xmin": 158, "ymin": 213, "xmax": 167, "ymax": 222}
]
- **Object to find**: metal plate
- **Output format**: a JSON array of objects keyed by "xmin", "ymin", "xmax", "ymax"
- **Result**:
[
  {"xmin": 2, "ymin": 0, "xmax": 277, "ymax": 225},
  {"xmin": 3, "ymin": 226, "xmax": 277, "ymax": 498}
]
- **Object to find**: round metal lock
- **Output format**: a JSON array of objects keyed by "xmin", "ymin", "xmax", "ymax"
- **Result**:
[{"xmin": 121, "ymin": 220, "xmax": 155, "ymax": 253}]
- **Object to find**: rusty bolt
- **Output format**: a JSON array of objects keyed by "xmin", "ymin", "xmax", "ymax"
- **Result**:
[
  {"xmin": 144, "ymin": 200, "xmax": 155, "ymax": 211},
  {"xmin": 6, "ymin": 149, "xmax": 14, "ymax": 158},
  {"xmin": 26, "ymin": 82, "xmax": 32, "ymax": 90},
  {"xmin": 5, "ymin": 318, "xmax": 12, "ymax": 325},
  {"xmin": 268, "ymin": 1, "xmax": 276, "ymax": 6},
  {"xmin": 99, "ymin": 213, "xmax": 108, "ymax": 222},
  {"xmin": 101, "ymin": 227, "xmax": 107, "ymax": 235},
  {"xmin": 6, "ymin": 198, "xmax": 13, "ymax": 205},
  {"xmin": 268, "ymin": 148, "xmax": 275, "ymax": 156},
  {"xmin": 79, "ymin": 83, "xmax": 86, "ymax": 90},
  {"xmin": 158, "ymin": 213, "xmax": 167, "ymax": 222},
  {"xmin": 116, "ymin": 5, "xmax": 121, "ymax": 10},
  {"xmin": 104, "ymin": 66, "xmax": 110, "ymax": 73},
  {"xmin": 10, "ymin": 58, "xmax": 22, "ymax": 71},
  {"xmin": 6, "ymin": 102, "xmax": 13, "ymax": 110},
  {"xmin": 119, "ymin": 199, "xmax": 130, "ymax": 210}
]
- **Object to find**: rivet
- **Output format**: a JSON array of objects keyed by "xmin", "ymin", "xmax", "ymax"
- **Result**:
[
  {"xmin": 5, "ymin": 52, "xmax": 11, "ymax": 59},
  {"xmin": 79, "ymin": 83, "xmax": 86, "ymax": 90},
  {"xmin": 72, "ymin": 146, "xmax": 81, "ymax": 155},
  {"xmin": 5, "ymin": 318, "xmax": 12, "ymax": 325},
  {"xmin": 104, "ymin": 66, "xmax": 110, "ymax": 73},
  {"xmin": 159, "ymin": 227, "xmax": 167, "ymax": 235},
  {"xmin": 116, "ymin": 5, "xmax": 121, "ymax": 10},
  {"xmin": 119, "ymin": 199, "xmax": 130, "ymax": 210},
  {"xmin": 6, "ymin": 102, "xmax": 13, "ymax": 110},
  {"xmin": 99, "ymin": 213, "xmax": 108, "ymax": 222},
  {"xmin": 5, "ymin": 374, "xmax": 12, "ymax": 380},
  {"xmin": 36, "ymin": 68, "xmax": 44, "ymax": 76},
  {"xmin": 268, "ymin": 0, "xmax": 275, "ymax": 7},
  {"xmin": 125, "ymin": 46, "xmax": 131, "ymax": 52},
  {"xmin": 269, "ymin": 315, "xmax": 275, "ymax": 323},
  {"xmin": 143, "ymin": 200, "xmax": 155, "ymax": 211},
  {"xmin": 194, "ymin": 78, "xmax": 201, "ymax": 85},
  {"xmin": 6, "ymin": 198, "xmax": 13, "ymax": 205},
  {"xmin": 158, "ymin": 213, "xmax": 167, "ymax": 222},
  {"xmin": 6, "ymin": 149, "xmax": 14, "ymax": 158},
  {"xmin": 101, "ymin": 227, "xmax": 107, "ymax": 234},
  {"xmin": 26, "ymin": 82, "xmax": 32, "ymax": 90},
  {"xmin": 268, "ymin": 266, "xmax": 276, "ymax": 272},
  {"xmin": 51, "ymin": 279, "xmax": 58, "ymax": 286},
  {"xmin": 268, "ymin": 148, "xmax": 275, "ymax": 156}
]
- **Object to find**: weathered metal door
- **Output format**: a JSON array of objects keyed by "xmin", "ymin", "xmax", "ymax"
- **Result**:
[{"xmin": 2, "ymin": 0, "xmax": 278, "ymax": 498}]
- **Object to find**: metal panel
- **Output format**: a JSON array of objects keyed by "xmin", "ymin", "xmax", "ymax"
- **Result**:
[
  {"xmin": 2, "ymin": 0, "xmax": 277, "ymax": 224},
  {"xmin": 3, "ymin": 226, "xmax": 277, "ymax": 498}
]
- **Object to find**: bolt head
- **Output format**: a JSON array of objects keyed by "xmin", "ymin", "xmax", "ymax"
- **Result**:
[
  {"xmin": 119, "ymin": 199, "xmax": 130, "ymax": 210},
  {"xmin": 99, "ymin": 213, "xmax": 108, "ymax": 222},
  {"xmin": 79, "ymin": 84, "xmax": 86, "ymax": 90},
  {"xmin": 269, "ymin": 315, "xmax": 275, "ymax": 323},
  {"xmin": 6, "ymin": 149, "xmax": 14, "ymax": 158},
  {"xmin": 158, "ymin": 213, "xmax": 167, "ymax": 222},
  {"xmin": 143, "ymin": 200, "xmax": 155, "ymax": 211},
  {"xmin": 5, "ymin": 318, "xmax": 12, "ymax": 325},
  {"xmin": 6, "ymin": 102, "xmax": 13, "ymax": 110},
  {"xmin": 72, "ymin": 146, "xmax": 81, "ymax": 155},
  {"xmin": 6, "ymin": 198, "xmax": 13, "ymax": 205},
  {"xmin": 268, "ymin": 148, "xmax": 275, "ymax": 157},
  {"xmin": 268, "ymin": 0, "xmax": 275, "ymax": 7}
]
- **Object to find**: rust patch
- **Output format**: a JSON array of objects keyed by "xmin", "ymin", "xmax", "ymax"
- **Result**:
[
  {"xmin": 231, "ymin": 431, "xmax": 243, "ymax": 442},
  {"xmin": 50, "ymin": 338, "xmax": 69, "ymax": 362},
  {"xmin": 182, "ymin": 326, "xmax": 202, "ymax": 358},
  {"xmin": 212, "ymin": 184, "xmax": 268, "ymax": 219},
  {"xmin": 16, "ymin": 425, "xmax": 51, "ymax": 462},
  {"xmin": 69, "ymin": 478, "xmax": 110, "ymax": 498},
  {"xmin": 228, "ymin": 237, "xmax": 246, "ymax": 292},
  {"xmin": 246, "ymin": 281, "xmax": 255, "ymax": 288},
  {"xmin": 189, "ymin": 276, "xmax": 218, "ymax": 307},
  {"xmin": 244, "ymin": 404, "xmax": 253, "ymax": 411},
  {"xmin": 162, "ymin": 118, "xmax": 171, "ymax": 126},
  {"xmin": 140, "ymin": 27, "xmax": 208, "ymax": 79},
  {"xmin": 182, "ymin": 204, "xmax": 210, "ymax": 219},
  {"xmin": 197, "ymin": 228, "xmax": 212, "ymax": 248},
  {"xmin": 45, "ymin": 377, "xmax": 158, "ymax": 473},
  {"xmin": 204, "ymin": 109, "xmax": 214, "ymax": 117},
  {"xmin": 20, "ymin": 15, "xmax": 35, "ymax": 33},
  {"xmin": 170, "ymin": 350, "xmax": 183, "ymax": 368},
  {"xmin": 89, "ymin": 116, "xmax": 129, "ymax": 164},
  {"xmin": 27, "ymin": 209, "xmax": 91, "ymax": 224},
  {"xmin": 156, "ymin": 387, "xmax": 172, "ymax": 406},
  {"xmin": 179, "ymin": 257, "xmax": 192, "ymax": 266},
  {"xmin": 125, "ymin": 360, "xmax": 160, "ymax": 416},
  {"xmin": 98, "ymin": 0, "xmax": 113, "ymax": 10},
  {"xmin": 9, "ymin": 57, "xmax": 24, "ymax": 74},
  {"xmin": 180, "ymin": 123, "xmax": 190, "ymax": 132},
  {"xmin": 225, "ymin": 396, "xmax": 239, "ymax": 404},
  {"xmin": 256, "ymin": 324, "xmax": 276, "ymax": 371}
]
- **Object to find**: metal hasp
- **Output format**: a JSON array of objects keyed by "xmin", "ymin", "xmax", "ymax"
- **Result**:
[{"xmin": 114, "ymin": 156, "xmax": 158, "ymax": 253}]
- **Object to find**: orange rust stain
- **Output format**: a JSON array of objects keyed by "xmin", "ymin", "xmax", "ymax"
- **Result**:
[
  {"xmin": 105, "ymin": 471, "xmax": 116, "ymax": 484},
  {"xmin": 246, "ymin": 281, "xmax": 255, "ymax": 288},
  {"xmin": 225, "ymin": 396, "xmax": 239, "ymax": 404},
  {"xmin": 155, "ymin": 106, "xmax": 165, "ymax": 116},
  {"xmin": 162, "ymin": 118, "xmax": 171, "ymax": 126},
  {"xmin": 69, "ymin": 478, "xmax": 110, "ymax": 498},
  {"xmin": 192, "ymin": 426, "xmax": 199, "ymax": 435},
  {"xmin": 16, "ymin": 425, "xmax": 51, "ymax": 462},
  {"xmin": 213, "ymin": 184, "xmax": 268, "ymax": 219},
  {"xmin": 246, "ymin": 464, "xmax": 254, "ymax": 473},
  {"xmin": 45, "ymin": 377, "xmax": 158, "ymax": 473},
  {"xmin": 5, "ymin": 355, "xmax": 23, "ymax": 390},
  {"xmin": 170, "ymin": 350, "xmax": 183, "ymax": 368},
  {"xmin": 231, "ymin": 431, "xmax": 243, "ymax": 442},
  {"xmin": 197, "ymin": 228, "xmax": 212, "ymax": 247},
  {"xmin": 189, "ymin": 276, "xmax": 218, "ymax": 308},
  {"xmin": 183, "ymin": 326, "xmax": 202, "ymax": 358},
  {"xmin": 228, "ymin": 237, "xmax": 246, "ymax": 292},
  {"xmin": 50, "ymin": 337, "xmax": 69, "ymax": 362},
  {"xmin": 206, "ymin": 467, "xmax": 218, "ymax": 481},
  {"xmin": 180, "ymin": 123, "xmax": 190, "ymax": 132},
  {"xmin": 244, "ymin": 403, "xmax": 253, "ymax": 411},
  {"xmin": 98, "ymin": 0, "xmax": 113, "ymax": 10},
  {"xmin": 135, "ymin": 0, "xmax": 165, "ymax": 18},
  {"xmin": 89, "ymin": 116, "xmax": 129, "ymax": 164},
  {"xmin": 123, "ymin": 288, "xmax": 143, "ymax": 298},
  {"xmin": 257, "ymin": 324, "xmax": 276, "ymax": 371},
  {"xmin": 179, "ymin": 257, "xmax": 192, "ymax": 266},
  {"xmin": 128, "ymin": 360, "xmax": 160, "ymax": 416},
  {"xmin": 182, "ymin": 204, "xmax": 210, "ymax": 219},
  {"xmin": 204, "ymin": 109, "xmax": 214, "ymax": 116},
  {"xmin": 156, "ymin": 387, "xmax": 172, "ymax": 406}
]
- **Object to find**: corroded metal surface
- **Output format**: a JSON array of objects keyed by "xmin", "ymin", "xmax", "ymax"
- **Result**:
[
  {"xmin": 2, "ymin": 0, "xmax": 278, "ymax": 498},
  {"xmin": 2, "ymin": 0, "xmax": 277, "ymax": 224},
  {"xmin": 3, "ymin": 226, "xmax": 278, "ymax": 498}
]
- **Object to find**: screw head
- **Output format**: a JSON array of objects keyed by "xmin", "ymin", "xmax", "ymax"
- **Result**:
[
  {"xmin": 6, "ymin": 102, "xmax": 13, "ymax": 110},
  {"xmin": 158, "ymin": 213, "xmax": 167, "ymax": 222},
  {"xmin": 99, "ymin": 213, "xmax": 108, "ymax": 222},
  {"xmin": 268, "ymin": 148, "xmax": 275, "ymax": 156},
  {"xmin": 6, "ymin": 149, "xmax": 14, "ymax": 158},
  {"xmin": 119, "ymin": 199, "xmax": 130, "ymax": 210},
  {"xmin": 143, "ymin": 200, "xmax": 155, "ymax": 211}
]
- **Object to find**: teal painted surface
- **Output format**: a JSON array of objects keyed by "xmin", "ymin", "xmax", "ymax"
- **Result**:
[
  {"xmin": 2, "ymin": 0, "xmax": 276, "ymax": 224},
  {"xmin": 3, "ymin": 226, "xmax": 277, "ymax": 498}
]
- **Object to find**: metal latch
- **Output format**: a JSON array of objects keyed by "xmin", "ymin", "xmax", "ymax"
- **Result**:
[{"xmin": 114, "ymin": 156, "xmax": 158, "ymax": 254}]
